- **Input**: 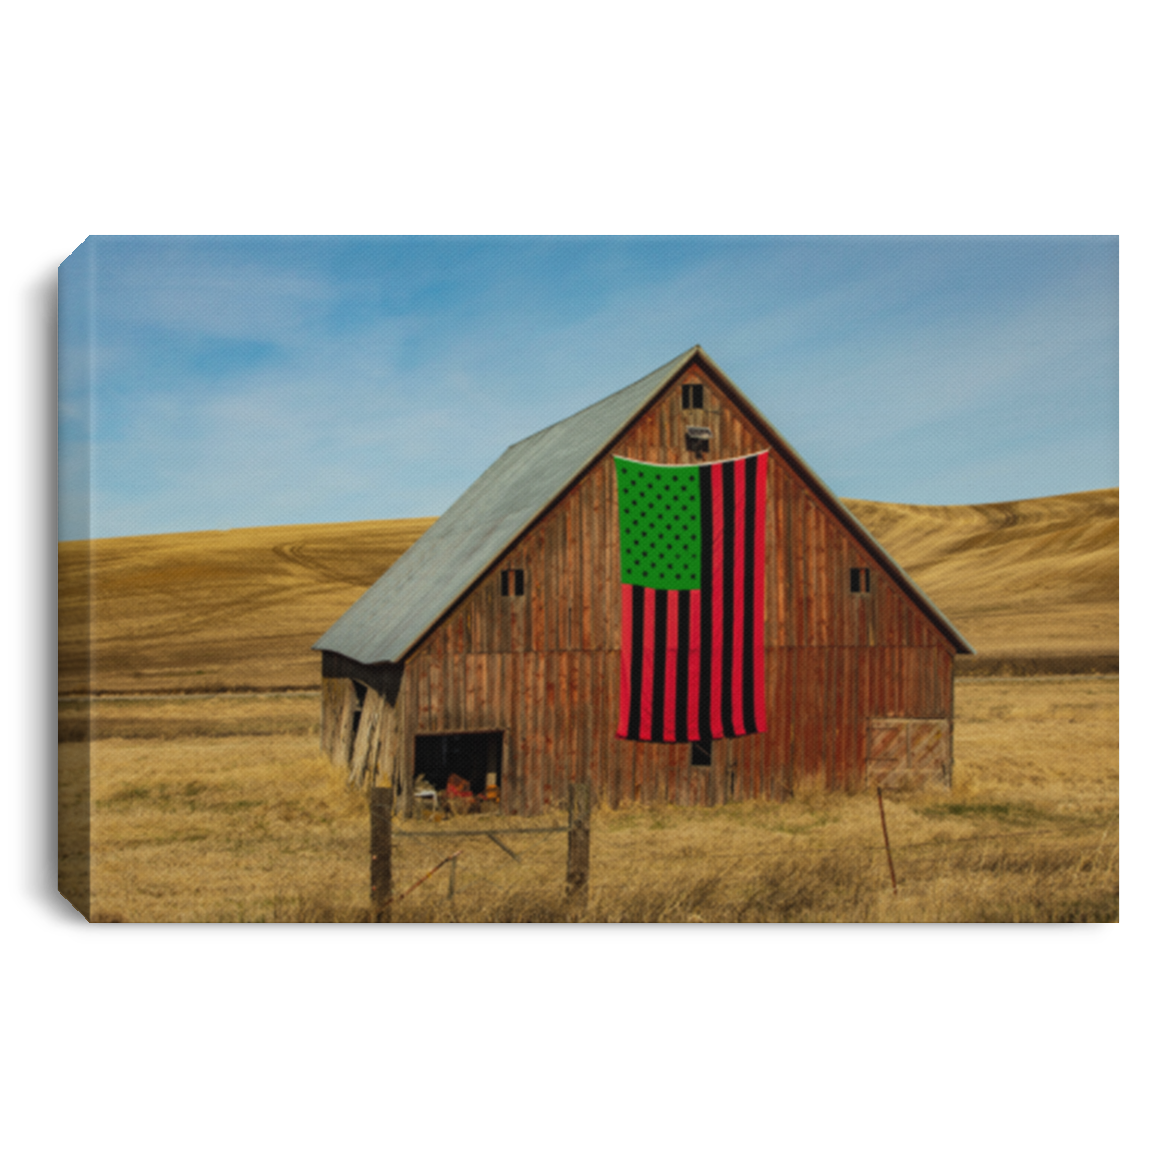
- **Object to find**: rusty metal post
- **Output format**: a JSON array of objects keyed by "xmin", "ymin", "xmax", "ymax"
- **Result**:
[
  {"xmin": 370, "ymin": 787, "xmax": 393, "ymax": 922},
  {"xmin": 566, "ymin": 781, "xmax": 591, "ymax": 911},
  {"xmin": 876, "ymin": 786, "xmax": 898, "ymax": 895}
]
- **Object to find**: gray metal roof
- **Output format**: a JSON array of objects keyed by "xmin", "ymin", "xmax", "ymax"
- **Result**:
[
  {"xmin": 315, "ymin": 346, "xmax": 972, "ymax": 664},
  {"xmin": 313, "ymin": 348, "xmax": 702, "ymax": 664}
]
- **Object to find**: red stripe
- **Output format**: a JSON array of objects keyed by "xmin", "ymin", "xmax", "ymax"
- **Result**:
[
  {"xmin": 687, "ymin": 589, "xmax": 701, "ymax": 742},
  {"xmin": 731, "ymin": 456, "xmax": 747, "ymax": 735},
  {"xmin": 753, "ymin": 453, "xmax": 768, "ymax": 732},
  {"xmin": 640, "ymin": 586, "xmax": 656, "ymax": 740},
  {"xmin": 710, "ymin": 462, "xmax": 725, "ymax": 738},
  {"xmin": 663, "ymin": 589, "xmax": 679, "ymax": 741},
  {"xmin": 618, "ymin": 583, "xmax": 632, "ymax": 738}
]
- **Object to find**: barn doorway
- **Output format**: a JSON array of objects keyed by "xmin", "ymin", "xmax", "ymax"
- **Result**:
[{"xmin": 414, "ymin": 731, "xmax": 503, "ymax": 799}]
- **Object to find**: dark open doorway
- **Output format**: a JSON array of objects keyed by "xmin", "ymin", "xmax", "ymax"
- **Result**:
[{"xmin": 414, "ymin": 731, "xmax": 503, "ymax": 797}]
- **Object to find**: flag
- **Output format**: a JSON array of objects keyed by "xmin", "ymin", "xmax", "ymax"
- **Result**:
[{"xmin": 615, "ymin": 451, "xmax": 769, "ymax": 742}]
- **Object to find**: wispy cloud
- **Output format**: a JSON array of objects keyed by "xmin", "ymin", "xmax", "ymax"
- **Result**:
[{"xmin": 60, "ymin": 236, "xmax": 1118, "ymax": 539}]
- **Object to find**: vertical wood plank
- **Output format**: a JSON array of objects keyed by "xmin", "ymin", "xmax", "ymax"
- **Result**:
[
  {"xmin": 532, "ymin": 651, "xmax": 545, "ymax": 814},
  {"xmin": 563, "ymin": 501, "xmax": 577, "ymax": 652},
  {"xmin": 334, "ymin": 679, "xmax": 358, "ymax": 771},
  {"xmin": 349, "ymin": 687, "xmax": 384, "ymax": 787},
  {"xmin": 375, "ymin": 695, "xmax": 400, "ymax": 789},
  {"xmin": 429, "ymin": 643, "xmax": 445, "ymax": 733},
  {"xmin": 543, "ymin": 651, "xmax": 557, "ymax": 810},
  {"xmin": 580, "ymin": 472, "xmax": 594, "ymax": 652},
  {"xmin": 945, "ymin": 649, "xmax": 955, "ymax": 786},
  {"xmin": 399, "ymin": 663, "xmax": 417, "ymax": 817},
  {"xmin": 531, "ymin": 528, "xmax": 546, "ymax": 654},
  {"xmin": 789, "ymin": 480, "xmax": 801, "ymax": 648},
  {"xmin": 816, "ymin": 507, "xmax": 830, "ymax": 646},
  {"xmin": 566, "ymin": 651, "xmax": 578, "ymax": 807},
  {"xmin": 604, "ymin": 656, "xmax": 622, "ymax": 809},
  {"xmin": 545, "ymin": 512, "xmax": 560, "ymax": 651}
]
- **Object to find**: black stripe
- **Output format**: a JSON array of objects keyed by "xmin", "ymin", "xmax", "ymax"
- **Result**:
[
  {"xmin": 720, "ymin": 459, "xmax": 736, "ymax": 737},
  {"xmin": 698, "ymin": 464, "xmax": 713, "ymax": 741},
  {"xmin": 628, "ymin": 584, "xmax": 645, "ymax": 740},
  {"xmin": 742, "ymin": 454, "xmax": 759, "ymax": 734},
  {"xmin": 675, "ymin": 589, "xmax": 691, "ymax": 742},
  {"xmin": 652, "ymin": 589, "xmax": 668, "ymax": 741}
]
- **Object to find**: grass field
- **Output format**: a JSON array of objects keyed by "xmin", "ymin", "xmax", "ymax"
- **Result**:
[{"xmin": 63, "ymin": 676, "xmax": 1118, "ymax": 923}]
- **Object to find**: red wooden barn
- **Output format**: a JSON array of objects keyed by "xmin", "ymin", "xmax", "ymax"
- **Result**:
[{"xmin": 315, "ymin": 347, "xmax": 972, "ymax": 815}]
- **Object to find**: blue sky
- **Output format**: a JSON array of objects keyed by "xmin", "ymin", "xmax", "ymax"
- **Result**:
[{"xmin": 57, "ymin": 235, "xmax": 1118, "ymax": 541}]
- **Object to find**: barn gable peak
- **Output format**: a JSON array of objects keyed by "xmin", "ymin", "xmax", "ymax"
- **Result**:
[{"xmin": 314, "ymin": 348, "xmax": 971, "ymax": 665}]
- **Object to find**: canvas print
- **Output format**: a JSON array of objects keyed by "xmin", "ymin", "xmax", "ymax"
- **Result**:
[{"xmin": 57, "ymin": 236, "xmax": 1119, "ymax": 923}]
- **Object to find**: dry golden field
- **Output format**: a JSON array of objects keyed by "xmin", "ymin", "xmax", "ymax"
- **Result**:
[
  {"xmin": 58, "ymin": 489, "xmax": 1119, "ymax": 921},
  {"xmin": 843, "ymin": 488, "xmax": 1118, "ymax": 662},
  {"xmin": 58, "ymin": 518, "xmax": 436, "ymax": 695},
  {"xmin": 58, "ymin": 489, "xmax": 1117, "ymax": 696},
  {"xmin": 61, "ymin": 677, "xmax": 1118, "ymax": 923}
]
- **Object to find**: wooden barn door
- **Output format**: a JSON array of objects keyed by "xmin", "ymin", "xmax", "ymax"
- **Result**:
[{"xmin": 865, "ymin": 718, "xmax": 951, "ymax": 788}]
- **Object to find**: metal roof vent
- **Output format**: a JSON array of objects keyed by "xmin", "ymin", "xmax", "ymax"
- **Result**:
[{"xmin": 686, "ymin": 426, "xmax": 712, "ymax": 455}]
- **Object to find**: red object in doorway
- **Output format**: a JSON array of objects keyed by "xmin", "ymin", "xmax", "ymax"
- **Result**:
[{"xmin": 446, "ymin": 774, "xmax": 473, "ymax": 800}]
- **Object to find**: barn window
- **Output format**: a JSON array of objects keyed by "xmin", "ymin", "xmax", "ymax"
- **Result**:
[
  {"xmin": 682, "ymin": 382, "xmax": 704, "ymax": 409},
  {"xmin": 691, "ymin": 738, "xmax": 712, "ymax": 766},
  {"xmin": 686, "ymin": 426, "xmax": 712, "ymax": 454},
  {"xmin": 850, "ymin": 567, "xmax": 872, "ymax": 594},
  {"xmin": 501, "ymin": 568, "xmax": 525, "ymax": 596}
]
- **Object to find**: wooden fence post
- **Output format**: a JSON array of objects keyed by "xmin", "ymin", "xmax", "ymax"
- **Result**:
[
  {"xmin": 370, "ymin": 787, "xmax": 393, "ymax": 922},
  {"xmin": 566, "ymin": 781, "xmax": 591, "ymax": 911}
]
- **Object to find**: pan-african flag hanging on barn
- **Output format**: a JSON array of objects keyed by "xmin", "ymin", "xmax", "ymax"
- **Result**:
[{"xmin": 615, "ymin": 451, "xmax": 769, "ymax": 742}]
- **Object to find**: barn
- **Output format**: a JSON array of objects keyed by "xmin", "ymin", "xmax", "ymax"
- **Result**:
[{"xmin": 314, "ymin": 347, "xmax": 972, "ymax": 815}]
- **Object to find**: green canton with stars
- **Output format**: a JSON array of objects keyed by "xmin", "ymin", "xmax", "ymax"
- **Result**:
[{"xmin": 615, "ymin": 458, "xmax": 703, "ymax": 591}]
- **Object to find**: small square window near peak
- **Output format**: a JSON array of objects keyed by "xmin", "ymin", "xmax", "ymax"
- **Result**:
[
  {"xmin": 686, "ymin": 426, "xmax": 711, "ymax": 454},
  {"xmin": 501, "ymin": 568, "xmax": 525, "ymax": 596},
  {"xmin": 850, "ymin": 567, "xmax": 872, "ymax": 594},
  {"xmin": 691, "ymin": 739, "xmax": 712, "ymax": 766},
  {"xmin": 682, "ymin": 382, "xmax": 704, "ymax": 409}
]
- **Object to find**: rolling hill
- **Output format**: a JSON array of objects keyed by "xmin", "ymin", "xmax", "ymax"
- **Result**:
[
  {"xmin": 58, "ymin": 489, "xmax": 1118, "ymax": 695},
  {"xmin": 842, "ymin": 488, "xmax": 1118, "ymax": 670}
]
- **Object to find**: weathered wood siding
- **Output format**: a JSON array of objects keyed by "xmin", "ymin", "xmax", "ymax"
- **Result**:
[
  {"xmin": 321, "ymin": 677, "xmax": 359, "ymax": 771},
  {"xmin": 392, "ymin": 360, "xmax": 956, "ymax": 813}
]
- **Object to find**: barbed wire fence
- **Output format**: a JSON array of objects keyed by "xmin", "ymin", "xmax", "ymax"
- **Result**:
[
  {"xmin": 370, "ymin": 784, "xmax": 590, "ymax": 922},
  {"xmin": 367, "ymin": 784, "xmax": 1118, "ymax": 922}
]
